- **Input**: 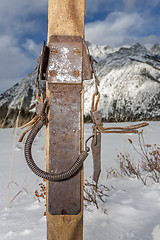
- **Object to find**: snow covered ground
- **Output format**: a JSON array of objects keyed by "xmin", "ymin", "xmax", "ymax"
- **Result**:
[{"xmin": 0, "ymin": 122, "xmax": 160, "ymax": 240}]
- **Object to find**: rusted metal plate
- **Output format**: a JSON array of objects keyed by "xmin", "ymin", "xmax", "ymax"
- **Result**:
[
  {"xmin": 90, "ymin": 111, "xmax": 102, "ymax": 126},
  {"xmin": 82, "ymin": 45, "xmax": 93, "ymax": 80},
  {"xmin": 91, "ymin": 130, "xmax": 101, "ymax": 184},
  {"xmin": 40, "ymin": 41, "xmax": 49, "ymax": 80},
  {"xmin": 47, "ymin": 35, "xmax": 83, "ymax": 84},
  {"xmin": 48, "ymin": 83, "xmax": 82, "ymax": 215}
]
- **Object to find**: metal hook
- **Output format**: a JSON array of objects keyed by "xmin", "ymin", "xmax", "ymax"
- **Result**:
[
  {"xmin": 91, "ymin": 92, "xmax": 100, "ymax": 112},
  {"xmin": 85, "ymin": 135, "xmax": 94, "ymax": 152}
]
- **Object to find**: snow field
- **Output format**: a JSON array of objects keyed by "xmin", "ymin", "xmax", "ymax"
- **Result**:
[{"xmin": 0, "ymin": 122, "xmax": 160, "ymax": 239}]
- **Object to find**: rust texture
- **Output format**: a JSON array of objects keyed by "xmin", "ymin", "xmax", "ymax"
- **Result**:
[
  {"xmin": 91, "ymin": 130, "xmax": 101, "ymax": 184},
  {"xmin": 90, "ymin": 111, "xmax": 102, "ymax": 126},
  {"xmin": 82, "ymin": 45, "xmax": 93, "ymax": 80},
  {"xmin": 48, "ymin": 83, "xmax": 82, "ymax": 215},
  {"xmin": 47, "ymin": 35, "xmax": 83, "ymax": 84},
  {"xmin": 40, "ymin": 41, "xmax": 49, "ymax": 80}
]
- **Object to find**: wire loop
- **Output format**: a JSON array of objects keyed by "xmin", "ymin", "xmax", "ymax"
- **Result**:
[{"xmin": 91, "ymin": 92, "xmax": 100, "ymax": 112}]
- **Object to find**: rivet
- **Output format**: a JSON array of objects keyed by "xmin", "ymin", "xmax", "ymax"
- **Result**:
[
  {"xmin": 74, "ymin": 49, "xmax": 81, "ymax": 55},
  {"xmin": 52, "ymin": 130, "xmax": 56, "ymax": 134},
  {"xmin": 50, "ymin": 71, "xmax": 57, "ymax": 77},
  {"xmin": 73, "ymin": 70, "xmax": 80, "ymax": 77},
  {"xmin": 51, "ymin": 170, "xmax": 54, "ymax": 173},
  {"xmin": 73, "ymin": 129, "xmax": 76, "ymax": 132},
  {"xmin": 61, "ymin": 209, "xmax": 67, "ymax": 215},
  {"xmin": 51, "ymin": 48, "xmax": 58, "ymax": 55}
]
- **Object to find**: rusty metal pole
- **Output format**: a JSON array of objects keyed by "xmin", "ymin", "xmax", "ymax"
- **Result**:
[{"xmin": 46, "ymin": 0, "xmax": 85, "ymax": 239}]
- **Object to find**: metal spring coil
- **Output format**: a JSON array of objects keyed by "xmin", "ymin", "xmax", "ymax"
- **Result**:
[{"xmin": 24, "ymin": 119, "xmax": 88, "ymax": 182}]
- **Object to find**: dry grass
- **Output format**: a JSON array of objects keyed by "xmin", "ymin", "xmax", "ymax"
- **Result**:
[
  {"xmin": 117, "ymin": 131, "xmax": 160, "ymax": 185},
  {"xmin": 0, "ymin": 106, "xmax": 35, "ymax": 128},
  {"xmin": 7, "ymin": 97, "xmax": 24, "ymax": 208}
]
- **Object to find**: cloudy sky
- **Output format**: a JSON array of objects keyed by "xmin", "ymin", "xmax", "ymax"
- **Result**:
[{"xmin": 0, "ymin": 0, "xmax": 160, "ymax": 93}]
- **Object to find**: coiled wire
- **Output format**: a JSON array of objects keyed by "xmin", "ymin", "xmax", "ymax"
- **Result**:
[{"xmin": 24, "ymin": 118, "xmax": 89, "ymax": 182}]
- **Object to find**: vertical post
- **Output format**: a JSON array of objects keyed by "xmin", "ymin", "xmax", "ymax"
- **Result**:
[{"xmin": 46, "ymin": 0, "xmax": 85, "ymax": 239}]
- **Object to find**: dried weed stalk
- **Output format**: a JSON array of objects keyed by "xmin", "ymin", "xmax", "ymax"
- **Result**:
[
  {"xmin": 83, "ymin": 180, "xmax": 109, "ymax": 211},
  {"xmin": 35, "ymin": 180, "xmax": 46, "ymax": 202},
  {"xmin": 118, "ymin": 131, "xmax": 160, "ymax": 184}
]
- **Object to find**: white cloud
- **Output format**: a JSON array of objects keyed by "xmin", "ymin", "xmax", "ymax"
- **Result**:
[
  {"xmin": 85, "ymin": 12, "xmax": 145, "ymax": 46},
  {"xmin": 0, "ymin": 0, "xmax": 48, "ymax": 37},
  {"xmin": 0, "ymin": 35, "xmax": 36, "ymax": 93},
  {"xmin": 140, "ymin": 35, "xmax": 160, "ymax": 44},
  {"xmin": 0, "ymin": 0, "xmax": 48, "ymax": 93},
  {"xmin": 22, "ymin": 39, "xmax": 41, "ymax": 58},
  {"xmin": 0, "ymin": 0, "xmax": 47, "ymax": 19},
  {"xmin": 86, "ymin": 0, "xmax": 160, "ymax": 23}
]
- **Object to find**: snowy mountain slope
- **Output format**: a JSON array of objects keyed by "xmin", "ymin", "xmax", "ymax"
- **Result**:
[
  {"xmin": 84, "ymin": 43, "xmax": 160, "ymax": 121},
  {"xmin": 150, "ymin": 44, "xmax": 160, "ymax": 55},
  {"xmin": 0, "ymin": 43, "xmax": 160, "ymax": 124},
  {"xmin": 86, "ymin": 41, "xmax": 116, "ymax": 61},
  {"xmin": 86, "ymin": 41, "xmax": 131, "ymax": 62},
  {"xmin": 0, "ymin": 69, "xmax": 46, "ymax": 110}
]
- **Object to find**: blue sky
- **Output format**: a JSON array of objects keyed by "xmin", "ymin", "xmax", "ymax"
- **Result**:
[{"xmin": 0, "ymin": 0, "xmax": 160, "ymax": 93}]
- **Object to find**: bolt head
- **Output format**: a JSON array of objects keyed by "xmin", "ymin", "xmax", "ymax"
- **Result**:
[
  {"xmin": 74, "ymin": 49, "xmax": 81, "ymax": 55},
  {"xmin": 50, "ymin": 70, "xmax": 57, "ymax": 77},
  {"xmin": 73, "ymin": 70, "xmax": 80, "ymax": 77},
  {"xmin": 51, "ymin": 48, "xmax": 58, "ymax": 55}
]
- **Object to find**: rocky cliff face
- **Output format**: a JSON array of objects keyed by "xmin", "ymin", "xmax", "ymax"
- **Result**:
[{"xmin": 0, "ymin": 42, "xmax": 160, "ymax": 127}]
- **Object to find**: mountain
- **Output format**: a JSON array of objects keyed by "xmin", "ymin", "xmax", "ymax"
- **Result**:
[
  {"xmin": 150, "ymin": 44, "xmax": 160, "ymax": 55},
  {"xmin": 0, "ymin": 42, "xmax": 160, "ymax": 127},
  {"xmin": 0, "ymin": 69, "xmax": 46, "ymax": 110},
  {"xmin": 84, "ymin": 43, "xmax": 160, "ymax": 122},
  {"xmin": 0, "ymin": 70, "xmax": 46, "ymax": 127}
]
